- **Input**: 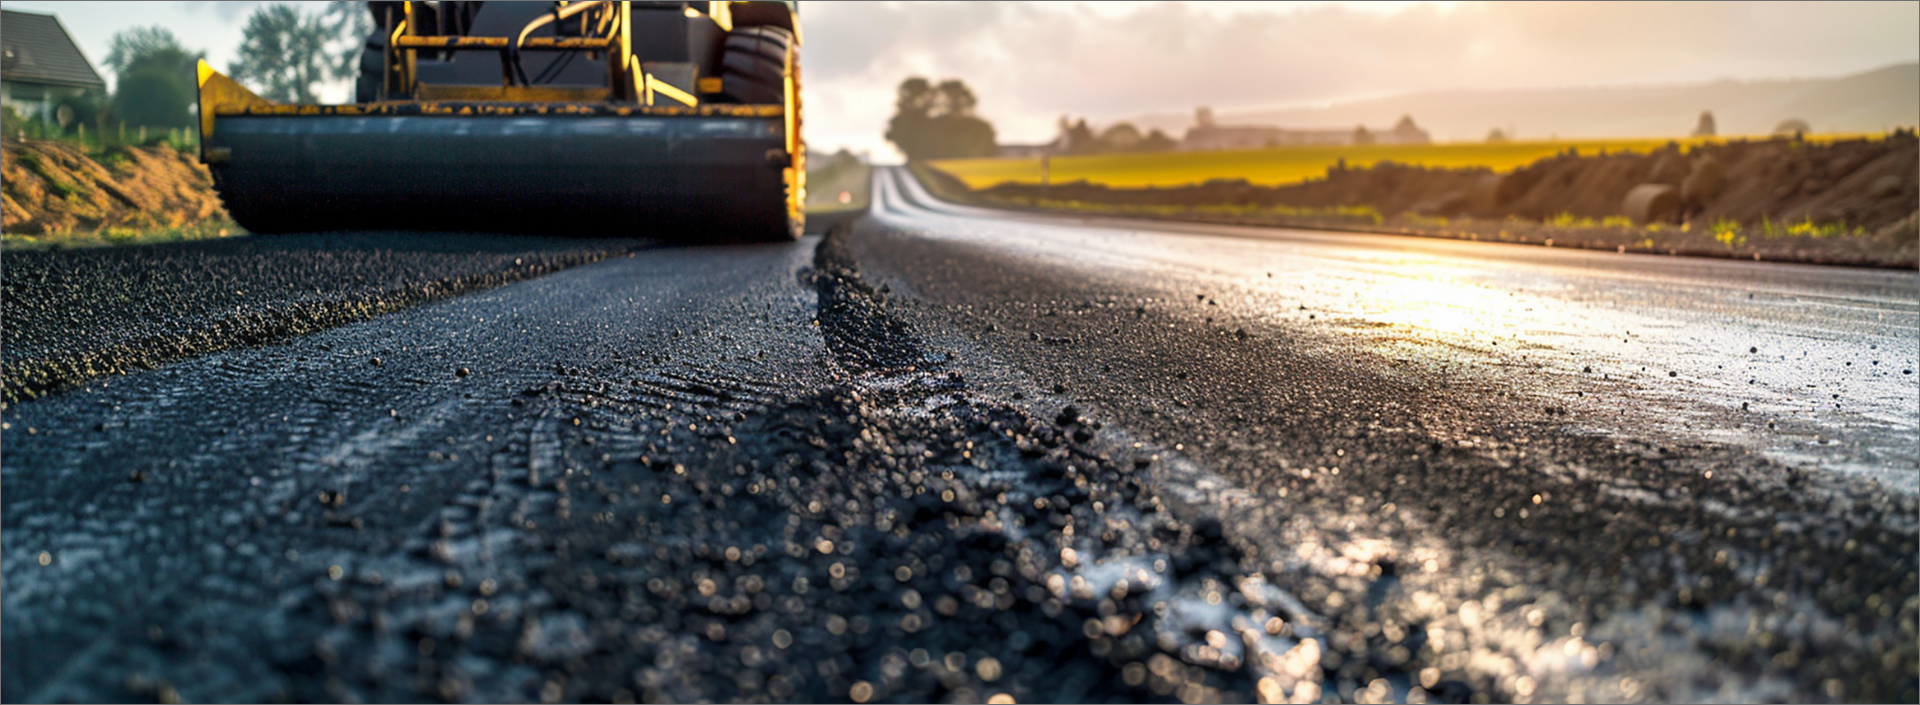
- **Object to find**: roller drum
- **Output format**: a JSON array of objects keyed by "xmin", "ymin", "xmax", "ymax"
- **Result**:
[{"xmin": 206, "ymin": 114, "xmax": 794, "ymax": 239}]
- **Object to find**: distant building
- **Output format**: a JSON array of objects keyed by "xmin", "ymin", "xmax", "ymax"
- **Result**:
[
  {"xmin": 1180, "ymin": 125, "xmax": 1359, "ymax": 150},
  {"xmin": 1179, "ymin": 113, "xmax": 1432, "ymax": 151},
  {"xmin": 1, "ymin": 10, "xmax": 106, "ymax": 124},
  {"xmin": 1182, "ymin": 125, "xmax": 1271, "ymax": 151},
  {"xmin": 1384, "ymin": 115, "xmax": 1431, "ymax": 145}
]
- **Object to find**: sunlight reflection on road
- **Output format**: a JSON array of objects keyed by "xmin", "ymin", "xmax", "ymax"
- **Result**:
[
  {"xmin": 876, "ymin": 167, "xmax": 1920, "ymax": 491},
  {"xmin": 1364, "ymin": 269, "xmax": 1541, "ymax": 337}
]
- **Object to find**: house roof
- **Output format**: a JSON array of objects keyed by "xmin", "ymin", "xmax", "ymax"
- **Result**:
[{"xmin": 2, "ymin": 10, "xmax": 106, "ymax": 88}]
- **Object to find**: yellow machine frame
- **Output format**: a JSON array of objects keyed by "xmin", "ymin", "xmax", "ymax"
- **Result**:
[{"xmin": 196, "ymin": 1, "xmax": 805, "ymax": 228}]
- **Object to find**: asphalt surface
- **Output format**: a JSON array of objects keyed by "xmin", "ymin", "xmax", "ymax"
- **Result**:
[
  {"xmin": 2, "ymin": 234, "xmax": 644, "ymax": 403},
  {"xmin": 3, "ymin": 168, "xmax": 1915, "ymax": 703}
]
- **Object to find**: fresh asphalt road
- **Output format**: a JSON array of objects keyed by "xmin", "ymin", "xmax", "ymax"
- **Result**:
[
  {"xmin": 3, "ymin": 168, "xmax": 1914, "ymax": 703},
  {"xmin": 869, "ymin": 168, "xmax": 1919, "ymax": 490}
]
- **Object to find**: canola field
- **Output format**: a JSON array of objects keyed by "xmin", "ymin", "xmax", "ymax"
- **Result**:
[{"xmin": 928, "ymin": 135, "xmax": 1855, "ymax": 190}]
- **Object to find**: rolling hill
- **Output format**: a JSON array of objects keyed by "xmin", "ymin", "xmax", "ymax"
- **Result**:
[{"xmin": 1125, "ymin": 63, "xmax": 1918, "ymax": 142}]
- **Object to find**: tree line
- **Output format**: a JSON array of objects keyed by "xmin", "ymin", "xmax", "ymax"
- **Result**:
[
  {"xmin": 884, "ymin": 77, "xmax": 997, "ymax": 162},
  {"xmin": 882, "ymin": 76, "xmax": 1185, "ymax": 162},
  {"xmin": 1053, "ymin": 117, "xmax": 1177, "ymax": 155},
  {"xmin": 15, "ymin": 2, "xmax": 368, "ymax": 141}
]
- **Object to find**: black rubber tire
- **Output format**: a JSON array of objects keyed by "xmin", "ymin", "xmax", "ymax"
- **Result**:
[
  {"xmin": 721, "ymin": 52, "xmax": 786, "ymax": 85},
  {"xmin": 714, "ymin": 26, "xmax": 791, "ymax": 106},
  {"xmin": 723, "ymin": 31, "xmax": 789, "ymax": 65},
  {"xmin": 353, "ymin": 32, "xmax": 387, "ymax": 103},
  {"xmin": 710, "ymin": 25, "xmax": 801, "ymax": 241}
]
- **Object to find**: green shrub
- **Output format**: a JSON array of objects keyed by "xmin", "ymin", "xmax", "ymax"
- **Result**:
[
  {"xmin": 1710, "ymin": 218, "xmax": 1745, "ymax": 247},
  {"xmin": 1755, "ymin": 216, "xmax": 1864, "ymax": 239}
]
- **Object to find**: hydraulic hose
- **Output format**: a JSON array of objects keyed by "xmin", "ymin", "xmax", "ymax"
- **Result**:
[{"xmin": 511, "ymin": 1, "xmax": 611, "ymax": 86}]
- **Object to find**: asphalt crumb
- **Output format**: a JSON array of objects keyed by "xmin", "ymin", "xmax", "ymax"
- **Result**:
[
  {"xmin": 10, "ymin": 219, "xmax": 1912, "ymax": 703},
  {"xmin": 840, "ymin": 216, "xmax": 1919, "ymax": 703},
  {"xmin": 292, "ymin": 376, "xmax": 1264, "ymax": 703},
  {"xmin": 808, "ymin": 228, "xmax": 922, "ymax": 371},
  {"xmin": 2, "ymin": 233, "xmax": 643, "ymax": 403},
  {"xmin": 246, "ymin": 227, "xmax": 1292, "ymax": 703}
]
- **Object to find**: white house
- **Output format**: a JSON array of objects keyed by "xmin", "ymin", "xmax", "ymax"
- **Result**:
[{"xmin": 1, "ymin": 10, "xmax": 106, "ymax": 125}]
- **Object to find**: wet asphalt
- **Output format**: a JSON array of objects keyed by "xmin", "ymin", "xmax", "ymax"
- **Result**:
[{"xmin": 2, "ymin": 168, "xmax": 1915, "ymax": 703}]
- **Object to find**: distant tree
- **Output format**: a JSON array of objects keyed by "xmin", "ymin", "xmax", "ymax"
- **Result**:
[
  {"xmin": 831, "ymin": 148, "xmax": 861, "ymax": 170},
  {"xmin": 1050, "ymin": 120, "xmax": 1174, "ymax": 155},
  {"xmin": 935, "ymin": 79, "xmax": 977, "ymax": 118},
  {"xmin": 932, "ymin": 80, "xmax": 995, "ymax": 156},
  {"xmin": 1391, "ymin": 114, "xmax": 1430, "ymax": 144},
  {"xmin": 105, "ymin": 26, "xmax": 203, "ymax": 80},
  {"xmin": 896, "ymin": 78, "xmax": 936, "ymax": 112},
  {"xmin": 1486, "ymin": 127, "xmax": 1509, "ymax": 143},
  {"xmin": 885, "ymin": 78, "xmax": 935, "ymax": 158},
  {"xmin": 231, "ymin": 4, "xmax": 334, "ymax": 103},
  {"xmin": 103, "ymin": 26, "xmax": 203, "ymax": 130},
  {"xmin": 1194, "ymin": 106, "xmax": 1214, "ymax": 128},
  {"xmin": 1099, "ymin": 122, "xmax": 1142, "ymax": 152},
  {"xmin": 884, "ymin": 77, "xmax": 997, "ymax": 161},
  {"xmin": 1352, "ymin": 125, "xmax": 1375, "ymax": 146},
  {"xmin": 322, "ymin": 1, "xmax": 374, "ymax": 81},
  {"xmin": 1061, "ymin": 118, "xmax": 1097, "ymax": 155},
  {"xmin": 1692, "ymin": 110, "xmax": 1716, "ymax": 137},
  {"xmin": 112, "ymin": 65, "xmax": 195, "ymax": 129},
  {"xmin": 808, "ymin": 148, "xmax": 861, "ymax": 180},
  {"xmin": 1140, "ymin": 128, "xmax": 1178, "ymax": 152}
]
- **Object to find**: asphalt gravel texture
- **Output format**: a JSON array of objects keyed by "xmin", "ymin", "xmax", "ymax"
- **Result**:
[
  {"xmin": 2, "ymin": 233, "xmax": 644, "ymax": 403},
  {"xmin": 3, "ymin": 170, "xmax": 1915, "ymax": 704}
]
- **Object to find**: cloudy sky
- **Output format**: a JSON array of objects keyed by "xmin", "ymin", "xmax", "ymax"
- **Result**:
[{"xmin": 11, "ymin": 1, "xmax": 1916, "ymax": 158}]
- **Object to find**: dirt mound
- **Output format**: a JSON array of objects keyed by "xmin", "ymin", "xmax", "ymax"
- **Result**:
[
  {"xmin": 1, "ymin": 138, "xmax": 226, "ymax": 235},
  {"xmin": 1487, "ymin": 134, "xmax": 1919, "ymax": 231},
  {"xmin": 976, "ymin": 132, "xmax": 1919, "ymax": 236}
]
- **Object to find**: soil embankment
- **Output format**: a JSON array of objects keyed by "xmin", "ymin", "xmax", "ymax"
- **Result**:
[
  {"xmin": 1, "ymin": 137, "xmax": 227, "ymax": 239},
  {"xmin": 945, "ymin": 133, "xmax": 1919, "ymax": 267}
]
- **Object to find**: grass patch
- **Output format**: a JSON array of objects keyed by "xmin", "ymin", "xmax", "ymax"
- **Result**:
[
  {"xmin": 1710, "ymin": 218, "xmax": 1746, "ymax": 248},
  {"xmin": 806, "ymin": 160, "xmax": 873, "ymax": 215},
  {"xmin": 1701, "ymin": 216, "xmax": 1868, "ymax": 247},
  {"xmin": 4, "ymin": 106, "xmax": 199, "ymax": 157},
  {"xmin": 1543, "ymin": 213, "xmax": 1637, "ymax": 230},
  {"xmin": 908, "ymin": 161, "xmax": 975, "ymax": 204},
  {"xmin": 2, "ymin": 217, "xmax": 245, "ymax": 251},
  {"xmin": 931, "ymin": 134, "xmax": 1878, "ymax": 190},
  {"xmin": 1758, "ymin": 216, "xmax": 1865, "ymax": 239},
  {"xmin": 14, "ymin": 151, "xmax": 81, "ymax": 199}
]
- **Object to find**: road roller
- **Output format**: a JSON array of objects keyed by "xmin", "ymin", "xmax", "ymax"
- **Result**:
[{"xmin": 196, "ymin": 1, "xmax": 804, "ymax": 240}]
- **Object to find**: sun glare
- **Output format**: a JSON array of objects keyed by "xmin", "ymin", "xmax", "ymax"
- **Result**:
[{"xmin": 1365, "ymin": 271, "xmax": 1522, "ymax": 337}]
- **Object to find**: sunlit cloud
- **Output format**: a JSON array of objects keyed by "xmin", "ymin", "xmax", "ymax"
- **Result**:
[
  {"xmin": 799, "ymin": 1, "xmax": 1918, "ymax": 158},
  {"xmin": 8, "ymin": 1, "xmax": 1913, "ymax": 159}
]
